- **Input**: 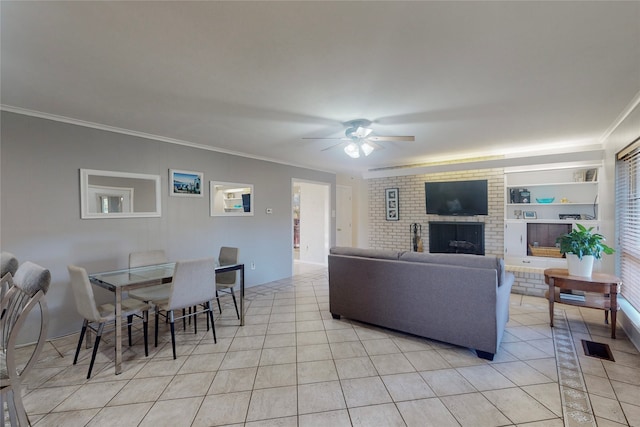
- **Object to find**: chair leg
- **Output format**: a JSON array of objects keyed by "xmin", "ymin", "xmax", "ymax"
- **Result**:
[
  {"xmin": 230, "ymin": 288, "xmax": 240, "ymax": 320},
  {"xmin": 194, "ymin": 308, "xmax": 198, "ymax": 334},
  {"xmin": 88, "ymin": 323, "xmax": 105, "ymax": 379},
  {"xmin": 207, "ymin": 301, "xmax": 217, "ymax": 343},
  {"xmin": 127, "ymin": 314, "xmax": 133, "ymax": 346},
  {"xmin": 5, "ymin": 390, "xmax": 18, "ymax": 427},
  {"xmin": 183, "ymin": 308, "xmax": 186, "ymax": 331},
  {"xmin": 8, "ymin": 383, "xmax": 30, "ymax": 427},
  {"xmin": 206, "ymin": 304, "xmax": 210, "ymax": 331},
  {"xmin": 169, "ymin": 310, "xmax": 177, "ymax": 360},
  {"xmin": 154, "ymin": 306, "xmax": 160, "ymax": 348},
  {"xmin": 143, "ymin": 310, "xmax": 149, "ymax": 357},
  {"xmin": 5, "ymin": 389, "xmax": 17, "ymax": 426},
  {"xmin": 216, "ymin": 289, "xmax": 222, "ymax": 314},
  {"xmin": 73, "ymin": 319, "xmax": 89, "ymax": 365}
]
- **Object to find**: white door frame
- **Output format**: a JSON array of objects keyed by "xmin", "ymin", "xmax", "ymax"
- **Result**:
[{"xmin": 291, "ymin": 178, "xmax": 332, "ymax": 269}]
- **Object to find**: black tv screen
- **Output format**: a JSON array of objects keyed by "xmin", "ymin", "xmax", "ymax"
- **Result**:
[{"xmin": 425, "ymin": 180, "xmax": 488, "ymax": 216}]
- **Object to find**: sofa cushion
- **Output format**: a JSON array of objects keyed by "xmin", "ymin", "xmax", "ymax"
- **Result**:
[
  {"xmin": 330, "ymin": 247, "xmax": 401, "ymax": 260},
  {"xmin": 398, "ymin": 252, "xmax": 506, "ymax": 286}
]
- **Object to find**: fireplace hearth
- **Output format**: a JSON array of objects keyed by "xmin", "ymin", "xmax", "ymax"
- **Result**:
[{"xmin": 429, "ymin": 221, "xmax": 485, "ymax": 255}]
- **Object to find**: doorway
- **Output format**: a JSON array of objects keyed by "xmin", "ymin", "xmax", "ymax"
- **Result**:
[
  {"xmin": 336, "ymin": 185, "xmax": 352, "ymax": 247},
  {"xmin": 292, "ymin": 180, "xmax": 331, "ymax": 268}
]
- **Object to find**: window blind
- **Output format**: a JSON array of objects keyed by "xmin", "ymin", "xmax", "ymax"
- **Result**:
[{"xmin": 616, "ymin": 136, "xmax": 640, "ymax": 313}]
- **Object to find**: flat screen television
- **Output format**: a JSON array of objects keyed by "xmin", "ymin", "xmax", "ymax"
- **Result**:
[{"xmin": 425, "ymin": 179, "xmax": 488, "ymax": 216}]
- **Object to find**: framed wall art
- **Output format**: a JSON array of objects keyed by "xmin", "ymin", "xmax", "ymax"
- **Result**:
[
  {"xmin": 385, "ymin": 188, "xmax": 399, "ymax": 221},
  {"xmin": 169, "ymin": 169, "xmax": 203, "ymax": 197}
]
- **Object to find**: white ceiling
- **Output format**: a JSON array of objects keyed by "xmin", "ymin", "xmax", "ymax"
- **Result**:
[{"xmin": 2, "ymin": 1, "xmax": 639, "ymax": 176}]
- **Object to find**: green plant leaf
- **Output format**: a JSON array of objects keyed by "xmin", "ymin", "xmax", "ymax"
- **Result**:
[{"xmin": 555, "ymin": 223, "xmax": 615, "ymax": 260}]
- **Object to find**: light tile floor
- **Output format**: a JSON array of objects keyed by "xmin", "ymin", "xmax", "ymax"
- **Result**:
[{"xmin": 9, "ymin": 264, "xmax": 640, "ymax": 426}]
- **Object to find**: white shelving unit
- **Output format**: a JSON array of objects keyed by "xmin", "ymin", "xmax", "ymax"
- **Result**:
[{"xmin": 504, "ymin": 163, "xmax": 602, "ymax": 267}]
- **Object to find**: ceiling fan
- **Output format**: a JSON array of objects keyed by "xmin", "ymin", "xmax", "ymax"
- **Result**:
[{"xmin": 303, "ymin": 119, "xmax": 415, "ymax": 158}]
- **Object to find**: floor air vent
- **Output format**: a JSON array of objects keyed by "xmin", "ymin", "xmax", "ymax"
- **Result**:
[{"xmin": 581, "ymin": 340, "xmax": 615, "ymax": 362}]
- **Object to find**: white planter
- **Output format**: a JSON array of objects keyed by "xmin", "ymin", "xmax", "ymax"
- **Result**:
[{"xmin": 566, "ymin": 253, "xmax": 594, "ymax": 277}]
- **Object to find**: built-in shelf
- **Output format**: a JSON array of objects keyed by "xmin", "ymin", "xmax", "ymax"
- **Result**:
[{"xmin": 504, "ymin": 163, "xmax": 602, "ymax": 266}]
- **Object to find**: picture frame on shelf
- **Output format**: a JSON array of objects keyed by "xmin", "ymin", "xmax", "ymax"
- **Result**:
[
  {"xmin": 523, "ymin": 210, "xmax": 537, "ymax": 219},
  {"xmin": 385, "ymin": 188, "xmax": 399, "ymax": 221},
  {"xmin": 170, "ymin": 169, "xmax": 203, "ymax": 197},
  {"xmin": 585, "ymin": 168, "xmax": 598, "ymax": 182}
]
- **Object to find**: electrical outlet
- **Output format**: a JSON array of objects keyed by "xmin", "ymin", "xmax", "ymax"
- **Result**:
[{"xmin": 250, "ymin": 261, "xmax": 256, "ymax": 270}]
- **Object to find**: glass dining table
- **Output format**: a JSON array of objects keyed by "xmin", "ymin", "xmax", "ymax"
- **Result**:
[{"xmin": 89, "ymin": 261, "xmax": 245, "ymax": 375}]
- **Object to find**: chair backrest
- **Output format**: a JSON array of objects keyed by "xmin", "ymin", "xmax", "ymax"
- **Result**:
[
  {"xmin": 217, "ymin": 247, "xmax": 239, "ymax": 285},
  {"xmin": 1, "ymin": 252, "xmax": 19, "ymax": 301},
  {"xmin": 1, "ymin": 252, "xmax": 19, "ymax": 277},
  {"xmin": 67, "ymin": 265, "xmax": 103, "ymax": 322},
  {"xmin": 129, "ymin": 250, "xmax": 168, "ymax": 268},
  {"xmin": 167, "ymin": 257, "xmax": 217, "ymax": 310},
  {"xmin": 1, "ymin": 261, "xmax": 50, "ymax": 379}
]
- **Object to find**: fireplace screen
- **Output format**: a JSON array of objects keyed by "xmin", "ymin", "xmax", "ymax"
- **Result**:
[{"xmin": 428, "ymin": 222, "xmax": 485, "ymax": 255}]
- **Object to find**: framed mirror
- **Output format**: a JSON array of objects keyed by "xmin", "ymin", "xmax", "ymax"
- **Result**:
[
  {"xmin": 80, "ymin": 169, "xmax": 162, "ymax": 219},
  {"xmin": 210, "ymin": 181, "xmax": 254, "ymax": 216}
]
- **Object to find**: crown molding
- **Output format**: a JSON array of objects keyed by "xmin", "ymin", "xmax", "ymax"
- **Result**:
[
  {"xmin": 0, "ymin": 105, "xmax": 336, "ymax": 175},
  {"xmin": 362, "ymin": 149, "xmax": 604, "ymax": 179},
  {"xmin": 599, "ymin": 90, "xmax": 640, "ymax": 144}
]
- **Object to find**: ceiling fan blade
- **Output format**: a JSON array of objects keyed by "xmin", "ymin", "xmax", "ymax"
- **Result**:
[
  {"xmin": 368, "ymin": 135, "xmax": 415, "ymax": 142},
  {"xmin": 302, "ymin": 137, "xmax": 350, "ymax": 141},
  {"xmin": 320, "ymin": 141, "xmax": 347, "ymax": 152},
  {"xmin": 366, "ymin": 140, "xmax": 385, "ymax": 151}
]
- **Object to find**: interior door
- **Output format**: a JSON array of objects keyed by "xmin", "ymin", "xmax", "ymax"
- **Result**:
[{"xmin": 336, "ymin": 185, "xmax": 352, "ymax": 247}]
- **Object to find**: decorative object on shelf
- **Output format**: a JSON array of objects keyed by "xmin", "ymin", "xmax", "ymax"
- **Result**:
[
  {"xmin": 556, "ymin": 223, "xmax": 614, "ymax": 277},
  {"xmin": 529, "ymin": 244, "xmax": 563, "ymax": 258},
  {"xmin": 560, "ymin": 197, "xmax": 569, "ymax": 203},
  {"xmin": 170, "ymin": 169, "xmax": 203, "ymax": 197},
  {"xmin": 523, "ymin": 211, "xmax": 537, "ymax": 219},
  {"xmin": 536, "ymin": 197, "xmax": 555, "ymax": 204},
  {"xmin": 585, "ymin": 168, "xmax": 598, "ymax": 182},
  {"xmin": 514, "ymin": 209, "xmax": 522, "ymax": 219},
  {"xmin": 385, "ymin": 188, "xmax": 399, "ymax": 221}
]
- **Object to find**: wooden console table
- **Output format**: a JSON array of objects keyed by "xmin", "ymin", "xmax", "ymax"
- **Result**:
[{"xmin": 544, "ymin": 268, "xmax": 621, "ymax": 339}]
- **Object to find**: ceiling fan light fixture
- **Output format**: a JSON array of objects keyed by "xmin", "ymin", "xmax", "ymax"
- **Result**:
[
  {"xmin": 361, "ymin": 141, "xmax": 374, "ymax": 156},
  {"xmin": 344, "ymin": 142, "xmax": 360, "ymax": 158}
]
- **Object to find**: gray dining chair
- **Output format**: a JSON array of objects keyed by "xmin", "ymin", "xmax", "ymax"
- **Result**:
[
  {"xmin": 216, "ymin": 247, "xmax": 240, "ymax": 319},
  {"xmin": 1, "ymin": 252, "xmax": 19, "ymax": 278},
  {"xmin": 127, "ymin": 250, "xmax": 193, "ymax": 332},
  {"xmin": 1, "ymin": 252, "xmax": 19, "ymax": 302},
  {"xmin": 68, "ymin": 265, "xmax": 151, "ymax": 379},
  {"xmin": 127, "ymin": 249, "xmax": 171, "ymax": 302},
  {"xmin": 1, "ymin": 261, "xmax": 50, "ymax": 427},
  {"xmin": 150, "ymin": 257, "xmax": 217, "ymax": 359}
]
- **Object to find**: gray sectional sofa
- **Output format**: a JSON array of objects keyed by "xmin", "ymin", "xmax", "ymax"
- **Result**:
[{"xmin": 328, "ymin": 247, "xmax": 514, "ymax": 360}]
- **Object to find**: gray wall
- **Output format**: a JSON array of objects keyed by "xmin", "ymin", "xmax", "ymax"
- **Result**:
[{"xmin": 1, "ymin": 111, "xmax": 336, "ymax": 338}]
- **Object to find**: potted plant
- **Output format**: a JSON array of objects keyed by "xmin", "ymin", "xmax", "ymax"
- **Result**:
[{"xmin": 556, "ymin": 223, "xmax": 615, "ymax": 276}]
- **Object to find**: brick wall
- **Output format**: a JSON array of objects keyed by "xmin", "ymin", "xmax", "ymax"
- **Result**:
[{"xmin": 368, "ymin": 168, "xmax": 505, "ymax": 257}]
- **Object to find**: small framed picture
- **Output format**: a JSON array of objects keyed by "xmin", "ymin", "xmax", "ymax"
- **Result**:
[
  {"xmin": 523, "ymin": 210, "xmax": 537, "ymax": 219},
  {"xmin": 385, "ymin": 188, "xmax": 399, "ymax": 221},
  {"xmin": 170, "ymin": 169, "xmax": 203, "ymax": 197},
  {"xmin": 585, "ymin": 168, "xmax": 598, "ymax": 182}
]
